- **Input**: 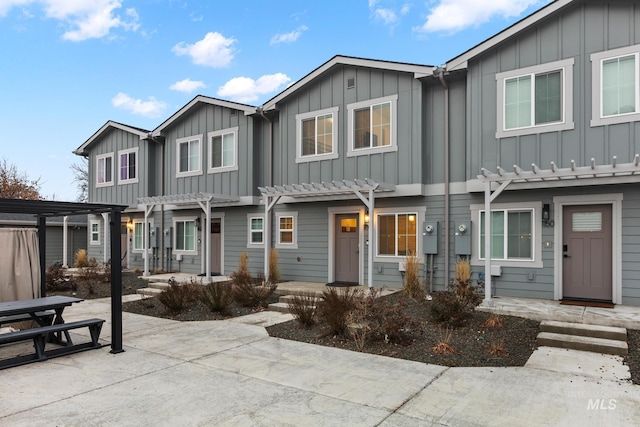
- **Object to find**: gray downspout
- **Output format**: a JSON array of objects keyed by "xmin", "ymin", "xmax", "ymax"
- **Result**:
[
  {"xmin": 257, "ymin": 108, "xmax": 273, "ymax": 278},
  {"xmin": 147, "ymin": 134, "xmax": 165, "ymax": 271},
  {"xmin": 437, "ymin": 68, "xmax": 450, "ymax": 289},
  {"xmin": 257, "ymin": 108, "xmax": 273, "ymax": 187}
]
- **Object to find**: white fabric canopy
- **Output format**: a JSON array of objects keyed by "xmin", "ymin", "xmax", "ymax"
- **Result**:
[{"xmin": 0, "ymin": 228, "xmax": 40, "ymax": 302}]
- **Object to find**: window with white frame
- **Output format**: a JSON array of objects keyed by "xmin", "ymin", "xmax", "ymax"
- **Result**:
[
  {"xmin": 118, "ymin": 148, "xmax": 138, "ymax": 184},
  {"xmin": 173, "ymin": 219, "xmax": 197, "ymax": 253},
  {"xmin": 496, "ymin": 58, "xmax": 574, "ymax": 138},
  {"xmin": 96, "ymin": 153, "xmax": 114, "ymax": 187},
  {"xmin": 377, "ymin": 212, "xmax": 418, "ymax": 257},
  {"xmin": 470, "ymin": 201, "xmax": 542, "ymax": 268},
  {"xmin": 347, "ymin": 95, "xmax": 398, "ymax": 157},
  {"xmin": 591, "ymin": 44, "xmax": 640, "ymax": 126},
  {"xmin": 276, "ymin": 212, "xmax": 297, "ymax": 248},
  {"xmin": 89, "ymin": 220, "xmax": 100, "ymax": 245},
  {"xmin": 295, "ymin": 107, "xmax": 339, "ymax": 163},
  {"xmin": 176, "ymin": 136, "xmax": 202, "ymax": 177},
  {"xmin": 208, "ymin": 127, "xmax": 238, "ymax": 173},
  {"xmin": 247, "ymin": 215, "xmax": 264, "ymax": 247},
  {"xmin": 133, "ymin": 221, "xmax": 144, "ymax": 251}
]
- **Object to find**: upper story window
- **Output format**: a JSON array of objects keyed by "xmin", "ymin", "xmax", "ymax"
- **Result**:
[
  {"xmin": 295, "ymin": 107, "xmax": 339, "ymax": 163},
  {"xmin": 96, "ymin": 153, "xmax": 114, "ymax": 187},
  {"xmin": 208, "ymin": 127, "xmax": 238, "ymax": 173},
  {"xmin": 496, "ymin": 58, "xmax": 574, "ymax": 138},
  {"xmin": 591, "ymin": 44, "xmax": 640, "ymax": 127},
  {"xmin": 176, "ymin": 135, "xmax": 202, "ymax": 178},
  {"xmin": 118, "ymin": 148, "xmax": 138, "ymax": 184},
  {"xmin": 347, "ymin": 94, "xmax": 398, "ymax": 157}
]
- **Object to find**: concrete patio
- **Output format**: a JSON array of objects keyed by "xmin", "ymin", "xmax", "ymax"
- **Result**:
[{"xmin": 1, "ymin": 295, "xmax": 640, "ymax": 426}]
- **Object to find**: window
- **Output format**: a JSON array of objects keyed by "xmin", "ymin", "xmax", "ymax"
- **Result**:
[
  {"xmin": 247, "ymin": 216, "xmax": 264, "ymax": 247},
  {"xmin": 276, "ymin": 212, "xmax": 297, "ymax": 248},
  {"xmin": 118, "ymin": 148, "xmax": 138, "ymax": 184},
  {"xmin": 174, "ymin": 219, "xmax": 196, "ymax": 252},
  {"xmin": 347, "ymin": 95, "xmax": 398, "ymax": 157},
  {"xmin": 470, "ymin": 201, "xmax": 542, "ymax": 268},
  {"xmin": 176, "ymin": 136, "xmax": 202, "ymax": 177},
  {"xmin": 378, "ymin": 212, "xmax": 417, "ymax": 257},
  {"xmin": 591, "ymin": 45, "xmax": 640, "ymax": 126},
  {"xmin": 295, "ymin": 107, "xmax": 338, "ymax": 163},
  {"xmin": 208, "ymin": 127, "xmax": 238, "ymax": 173},
  {"xmin": 89, "ymin": 220, "xmax": 100, "ymax": 245},
  {"xmin": 133, "ymin": 222, "xmax": 144, "ymax": 251},
  {"xmin": 96, "ymin": 153, "xmax": 113, "ymax": 187},
  {"xmin": 496, "ymin": 58, "xmax": 574, "ymax": 138}
]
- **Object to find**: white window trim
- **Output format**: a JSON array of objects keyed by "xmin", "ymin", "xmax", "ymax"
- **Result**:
[
  {"xmin": 207, "ymin": 127, "xmax": 239, "ymax": 173},
  {"xmin": 176, "ymin": 135, "xmax": 203, "ymax": 178},
  {"xmin": 131, "ymin": 219, "xmax": 154, "ymax": 253},
  {"xmin": 295, "ymin": 107, "xmax": 339, "ymax": 163},
  {"xmin": 247, "ymin": 214, "xmax": 265, "ymax": 248},
  {"xmin": 373, "ymin": 206, "xmax": 425, "ymax": 263},
  {"xmin": 347, "ymin": 94, "xmax": 398, "ymax": 157},
  {"xmin": 496, "ymin": 58, "xmax": 574, "ymax": 138},
  {"xmin": 470, "ymin": 201, "xmax": 543, "ymax": 269},
  {"xmin": 117, "ymin": 147, "xmax": 139, "ymax": 184},
  {"xmin": 275, "ymin": 211, "xmax": 298, "ymax": 249},
  {"xmin": 95, "ymin": 153, "xmax": 114, "ymax": 188},
  {"xmin": 591, "ymin": 44, "xmax": 640, "ymax": 127},
  {"xmin": 89, "ymin": 220, "xmax": 101, "ymax": 245},
  {"xmin": 173, "ymin": 217, "xmax": 198, "ymax": 255}
]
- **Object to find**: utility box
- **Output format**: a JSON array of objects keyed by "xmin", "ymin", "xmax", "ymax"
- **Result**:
[
  {"xmin": 163, "ymin": 227, "xmax": 173, "ymax": 249},
  {"xmin": 423, "ymin": 221, "xmax": 438, "ymax": 254},
  {"xmin": 454, "ymin": 220, "xmax": 471, "ymax": 255},
  {"xmin": 150, "ymin": 227, "xmax": 159, "ymax": 248}
]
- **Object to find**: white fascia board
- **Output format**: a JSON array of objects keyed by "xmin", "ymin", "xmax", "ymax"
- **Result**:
[
  {"xmin": 263, "ymin": 55, "xmax": 434, "ymax": 111},
  {"xmin": 446, "ymin": 0, "xmax": 574, "ymax": 71},
  {"xmin": 74, "ymin": 120, "xmax": 149, "ymax": 156},
  {"xmin": 152, "ymin": 95, "xmax": 257, "ymax": 136}
]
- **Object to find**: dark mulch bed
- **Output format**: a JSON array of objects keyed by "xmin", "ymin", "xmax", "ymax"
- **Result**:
[
  {"xmin": 48, "ymin": 271, "xmax": 149, "ymax": 299},
  {"xmin": 267, "ymin": 292, "xmax": 540, "ymax": 368},
  {"xmin": 625, "ymin": 330, "xmax": 640, "ymax": 384}
]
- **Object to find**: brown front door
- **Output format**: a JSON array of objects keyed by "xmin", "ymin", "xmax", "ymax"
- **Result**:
[
  {"xmin": 210, "ymin": 219, "xmax": 221, "ymax": 275},
  {"xmin": 562, "ymin": 204, "xmax": 612, "ymax": 301},
  {"xmin": 335, "ymin": 215, "xmax": 359, "ymax": 283}
]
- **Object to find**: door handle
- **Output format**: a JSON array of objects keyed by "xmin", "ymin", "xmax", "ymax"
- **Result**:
[{"xmin": 563, "ymin": 254, "xmax": 570, "ymax": 258}]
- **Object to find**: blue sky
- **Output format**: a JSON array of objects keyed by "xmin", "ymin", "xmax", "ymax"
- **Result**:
[{"xmin": 0, "ymin": 0, "xmax": 551, "ymax": 201}]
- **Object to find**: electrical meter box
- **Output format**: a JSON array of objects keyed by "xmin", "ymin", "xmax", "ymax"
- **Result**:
[
  {"xmin": 454, "ymin": 220, "xmax": 471, "ymax": 255},
  {"xmin": 423, "ymin": 221, "xmax": 438, "ymax": 254},
  {"xmin": 163, "ymin": 227, "xmax": 173, "ymax": 249},
  {"xmin": 150, "ymin": 227, "xmax": 159, "ymax": 248}
]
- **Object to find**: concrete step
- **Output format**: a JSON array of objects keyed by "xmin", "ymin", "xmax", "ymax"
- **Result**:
[
  {"xmin": 268, "ymin": 302, "xmax": 292, "ymax": 314},
  {"xmin": 273, "ymin": 288, "xmax": 323, "ymax": 298},
  {"xmin": 540, "ymin": 320, "xmax": 627, "ymax": 341},
  {"xmin": 278, "ymin": 295, "xmax": 320, "ymax": 304},
  {"xmin": 536, "ymin": 332, "xmax": 628, "ymax": 356},
  {"xmin": 136, "ymin": 288, "xmax": 163, "ymax": 297},
  {"xmin": 148, "ymin": 282, "xmax": 171, "ymax": 290}
]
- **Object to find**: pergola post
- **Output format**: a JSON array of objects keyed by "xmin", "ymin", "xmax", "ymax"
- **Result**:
[
  {"xmin": 483, "ymin": 181, "xmax": 492, "ymax": 305},
  {"xmin": 143, "ymin": 204, "xmax": 154, "ymax": 276},
  {"xmin": 37, "ymin": 215, "xmax": 46, "ymax": 297},
  {"xmin": 62, "ymin": 216, "xmax": 69, "ymax": 268},
  {"xmin": 263, "ymin": 195, "xmax": 281, "ymax": 280},
  {"xmin": 197, "ymin": 198, "xmax": 212, "ymax": 283},
  {"xmin": 109, "ymin": 208, "xmax": 124, "ymax": 354},
  {"xmin": 367, "ymin": 189, "xmax": 374, "ymax": 288}
]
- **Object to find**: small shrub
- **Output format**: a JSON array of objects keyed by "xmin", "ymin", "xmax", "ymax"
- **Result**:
[
  {"xmin": 233, "ymin": 281, "xmax": 278, "ymax": 308},
  {"xmin": 200, "ymin": 282, "xmax": 234, "ymax": 314},
  {"xmin": 403, "ymin": 252, "xmax": 424, "ymax": 299},
  {"xmin": 484, "ymin": 313, "xmax": 503, "ymax": 328},
  {"xmin": 45, "ymin": 262, "xmax": 76, "ymax": 292},
  {"xmin": 318, "ymin": 287, "xmax": 362, "ymax": 336},
  {"xmin": 230, "ymin": 252, "xmax": 252, "ymax": 286},
  {"xmin": 429, "ymin": 291, "xmax": 473, "ymax": 327},
  {"xmin": 74, "ymin": 249, "xmax": 89, "ymax": 268},
  {"xmin": 288, "ymin": 294, "xmax": 318, "ymax": 327},
  {"xmin": 432, "ymin": 327, "xmax": 456, "ymax": 355},
  {"xmin": 488, "ymin": 339, "xmax": 509, "ymax": 356},
  {"xmin": 158, "ymin": 277, "xmax": 200, "ymax": 314},
  {"xmin": 348, "ymin": 295, "xmax": 371, "ymax": 352},
  {"xmin": 268, "ymin": 248, "xmax": 281, "ymax": 284}
]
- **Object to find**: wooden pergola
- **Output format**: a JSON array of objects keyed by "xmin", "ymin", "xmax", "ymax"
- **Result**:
[{"xmin": 0, "ymin": 198, "xmax": 128, "ymax": 354}]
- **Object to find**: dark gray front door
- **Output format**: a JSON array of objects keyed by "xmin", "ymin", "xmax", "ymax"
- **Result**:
[
  {"xmin": 210, "ymin": 219, "xmax": 221, "ymax": 275},
  {"xmin": 335, "ymin": 215, "xmax": 359, "ymax": 283},
  {"xmin": 562, "ymin": 204, "xmax": 612, "ymax": 301}
]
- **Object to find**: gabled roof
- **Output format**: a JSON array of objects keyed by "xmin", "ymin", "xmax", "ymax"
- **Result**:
[
  {"xmin": 446, "ymin": 0, "xmax": 574, "ymax": 71},
  {"xmin": 152, "ymin": 95, "xmax": 257, "ymax": 136},
  {"xmin": 262, "ymin": 55, "xmax": 435, "ymax": 111},
  {"xmin": 74, "ymin": 120, "xmax": 150, "ymax": 156}
]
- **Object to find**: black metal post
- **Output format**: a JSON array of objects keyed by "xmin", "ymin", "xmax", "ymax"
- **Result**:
[
  {"xmin": 37, "ymin": 215, "xmax": 46, "ymax": 297},
  {"xmin": 109, "ymin": 209, "xmax": 124, "ymax": 353}
]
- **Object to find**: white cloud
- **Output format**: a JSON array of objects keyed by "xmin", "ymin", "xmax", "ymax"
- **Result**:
[
  {"xmin": 217, "ymin": 73, "xmax": 291, "ymax": 104},
  {"xmin": 172, "ymin": 32, "xmax": 236, "ymax": 68},
  {"xmin": 170, "ymin": 78, "xmax": 206, "ymax": 93},
  {"xmin": 270, "ymin": 25, "xmax": 308, "ymax": 45},
  {"xmin": 369, "ymin": 1, "xmax": 411, "ymax": 28},
  {"xmin": 0, "ymin": 0, "xmax": 140, "ymax": 40},
  {"xmin": 416, "ymin": 0, "xmax": 544, "ymax": 33},
  {"xmin": 111, "ymin": 92, "xmax": 167, "ymax": 118},
  {"xmin": 373, "ymin": 8, "xmax": 397, "ymax": 26}
]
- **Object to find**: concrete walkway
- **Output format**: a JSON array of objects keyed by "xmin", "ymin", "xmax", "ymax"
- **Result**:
[{"xmin": 1, "ymin": 296, "xmax": 640, "ymax": 426}]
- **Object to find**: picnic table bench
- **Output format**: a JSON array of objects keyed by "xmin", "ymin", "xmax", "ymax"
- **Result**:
[{"xmin": 0, "ymin": 296, "xmax": 105, "ymax": 369}]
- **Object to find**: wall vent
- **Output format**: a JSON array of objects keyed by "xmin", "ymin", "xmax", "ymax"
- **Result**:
[{"xmin": 347, "ymin": 77, "xmax": 355, "ymax": 89}]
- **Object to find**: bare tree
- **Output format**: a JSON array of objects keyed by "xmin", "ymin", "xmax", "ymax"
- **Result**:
[
  {"xmin": 70, "ymin": 157, "xmax": 89, "ymax": 203},
  {"xmin": 0, "ymin": 158, "xmax": 42, "ymax": 200}
]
